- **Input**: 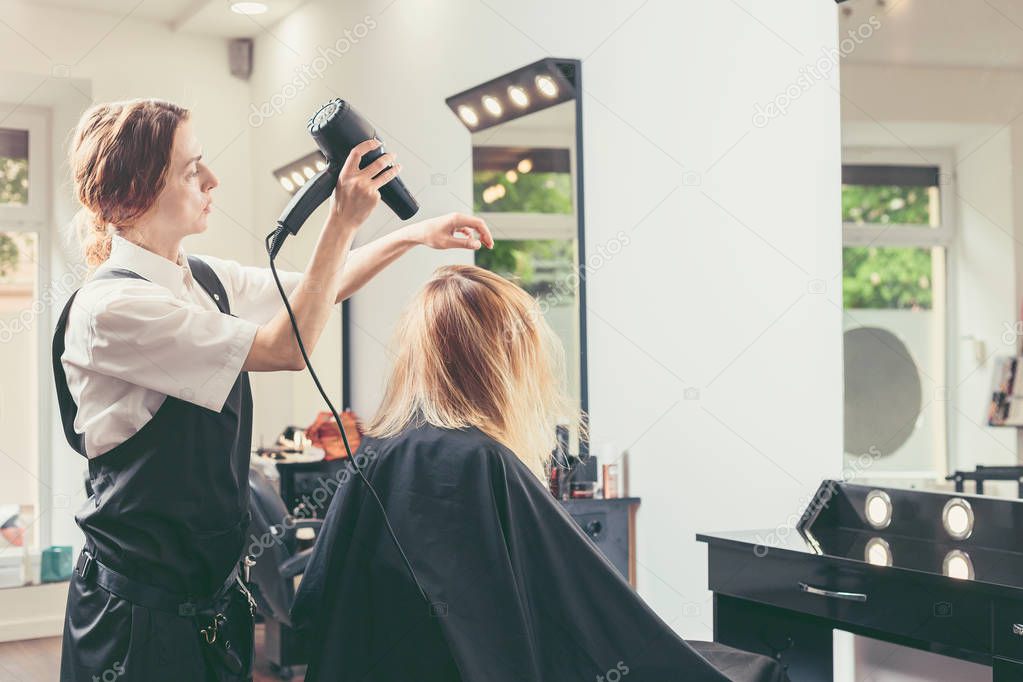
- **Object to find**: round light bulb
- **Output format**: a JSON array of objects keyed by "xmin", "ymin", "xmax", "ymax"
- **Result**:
[
  {"xmin": 290, "ymin": 171, "xmax": 305, "ymax": 186},
  {"xmin": 458, "ymin": 105, "xmax": 479, "ymax": 127},
  {"xmin": 517, "ymin": 158, "xmax": 533, "ymax": 174},
  {"xmin": 507, "ymin": 85, "xmax": 529, "ymax": 108},
  {"xmin": 864, "ymin": 490, "xmax": 892, "ymax": 529},
  {"xmin": 303, "ymin": 166, "xmax": 315, "ymax": 179},
  {"xmin": 505, "ymin": 170, "xmax": 518, "ymax": 183},
  {"xmin": 943, "ymin": 549, "xmax": 974, "ymax": 580},
  {"xmin": 864, "ymin": 537, "xmax": 892, "ymax": 567},
  {"xmin": 315, "ymin": 159, "xmax": 327, "ymax": 171},
  {"xmin": 280, "ymin": 176, "xmax": 295, "ymax": 192},
  {"xmin": 942, "ymin": 498, "xmax": 974, "ymax": 540},
  {"xmin": 482, "ymin": 95, "xmax": 503, "ymax": 117},
  {"xmin": 535, "ymin": 74, "xmax": 559, "ymax": 98}
]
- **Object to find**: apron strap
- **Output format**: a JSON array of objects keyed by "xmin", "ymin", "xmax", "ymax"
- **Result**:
[
  {"xmin": 51, "ymin": 268, "xmax": 148, "ymax": 456},
  {"xmin": 74, "ymin": 547, "xmax": 241, "ymax": 617}
]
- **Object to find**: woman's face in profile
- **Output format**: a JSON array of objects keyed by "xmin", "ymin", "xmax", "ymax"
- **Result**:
[{"xmin": 149, "ymin": 118, "xmax": 218, "ymax": 239}]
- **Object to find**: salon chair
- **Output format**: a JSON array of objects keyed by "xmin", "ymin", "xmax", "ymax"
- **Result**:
[{"xmin": 247, "ymin": 466, "xmax": 321, "ymax": 679}]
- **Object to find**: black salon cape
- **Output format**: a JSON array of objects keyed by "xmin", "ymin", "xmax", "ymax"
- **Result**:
[{"xmin": 291, "ymin": 424, "xmax": 787, "ymax": 682}]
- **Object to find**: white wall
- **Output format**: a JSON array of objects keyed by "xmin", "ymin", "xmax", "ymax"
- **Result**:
[
  {"xmin": 250, "ymin": 0, "xmax": 843, "ymax": 639},
  {"xmin": 0, "ymin": 1, "xmax": 258, "ymax": 551}
]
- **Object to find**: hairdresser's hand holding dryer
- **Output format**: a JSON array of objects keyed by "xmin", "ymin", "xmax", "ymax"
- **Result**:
[{"xmin": 54, "ymin": 98, "xmax": 491, "ymax": 682}]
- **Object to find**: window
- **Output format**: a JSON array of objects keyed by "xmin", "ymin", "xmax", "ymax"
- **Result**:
[
  {"xmin": 842, "ymin": 164, "xmax": 941, "ymax": 229},
  {"xmin": 0, "ymin": 108, "xmax": 50, "ymax": 583},
  {"xmin": 842, "ymin": 150, "xmax": 954, "ymax": 479},
  {"xmin": 0, "ymin": 231, "xmax": 39, "ymax": 543},
  {"xmin": 0, "ymin": 128, "xmax": 29, "ymax": 206}
]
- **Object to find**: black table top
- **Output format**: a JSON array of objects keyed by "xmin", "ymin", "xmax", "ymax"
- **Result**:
[{"xmin": 698, "ymin": 527, "xmax": 1023, "ymax": 595}]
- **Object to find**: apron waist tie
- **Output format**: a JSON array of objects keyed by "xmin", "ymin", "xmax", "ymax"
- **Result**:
[{"xmin": 74, "ymin": 548, "xmax": 241, "ymax": 617}]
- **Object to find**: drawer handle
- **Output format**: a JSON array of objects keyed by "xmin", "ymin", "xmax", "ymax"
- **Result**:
[
  {"xmin": 1013, "ymin": 623, "xmax": 1023, "ymax": 637},
  {"xmin": 799, "ymin": 582, "xmax": 867, "ymax": 602}
]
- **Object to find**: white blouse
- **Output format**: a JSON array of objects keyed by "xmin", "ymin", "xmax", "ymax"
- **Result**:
[{"xmin": 60, "ymin": 235, "xmax": 302, "ymax": 457}]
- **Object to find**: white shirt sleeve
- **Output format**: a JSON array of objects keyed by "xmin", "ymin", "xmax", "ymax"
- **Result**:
[
  {"xmin": 66, "ymin": 279, "xmax": 260, "ymax": 413},
  {"xmin": 199, "ymin": 254, "xmax": 304, "ymax": 326}
]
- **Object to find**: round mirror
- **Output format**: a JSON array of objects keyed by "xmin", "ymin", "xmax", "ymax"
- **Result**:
[{"xmin": 844, "ymin": 327, "xmax": 923, "ymax": 457}]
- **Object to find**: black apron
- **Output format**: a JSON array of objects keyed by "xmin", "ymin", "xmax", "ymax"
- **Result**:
[{"xmin": 53, "ymin": 257, "xmax": 256, "ymax": 682}]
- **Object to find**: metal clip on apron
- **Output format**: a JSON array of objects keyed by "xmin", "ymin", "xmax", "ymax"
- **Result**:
[{"xmin": 53, "ymin": 258, "xmax": 257, "ymax": 682}]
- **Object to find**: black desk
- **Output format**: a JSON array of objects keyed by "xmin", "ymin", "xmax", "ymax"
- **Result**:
[
  {"xmin": 562, "ymin": 497, "xmax": 641, "ymax": 586},
  {"xmin": 698, "ymin": 481, "xmax": 1023, "ymax": 681}
]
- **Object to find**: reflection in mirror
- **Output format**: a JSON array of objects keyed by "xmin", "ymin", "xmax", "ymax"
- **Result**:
[
  {"xmin": 472, "ymin": 100, "xmax": 585, "ymax": 453},
  {"xmin": 447, "ymin": 59, "xmax": 587, "ymax": 455},
  {"xmin": 839, "ymin": 0, "xmax": 1022, "ymax": 488}
]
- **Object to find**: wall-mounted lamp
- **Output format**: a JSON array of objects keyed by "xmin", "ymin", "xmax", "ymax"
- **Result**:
[
  {"xmin": 864, "ymin": 489, "xmax": 893, "ymax": 529},
  {"xmin": 445, "ymin": 57, "xmax": 579, "ymax": 132},
  {"xmin": 273, "ymin": 150, "xmax": 327, "ymax": 195}
]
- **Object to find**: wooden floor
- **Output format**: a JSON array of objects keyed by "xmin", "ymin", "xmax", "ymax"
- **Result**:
[{"xmin": 0, "ymin": 624, "xmax": 306, "ymax": 681}]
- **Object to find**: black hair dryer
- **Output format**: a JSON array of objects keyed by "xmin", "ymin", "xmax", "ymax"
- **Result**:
[{"xmin": 270, "ymin": 98, "xmax": 420, "ymax": 257}]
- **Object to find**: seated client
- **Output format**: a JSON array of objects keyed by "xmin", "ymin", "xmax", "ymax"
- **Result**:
[{"xmin": 291, "ymin": 265, "xmax": 788, "ymax": 682}]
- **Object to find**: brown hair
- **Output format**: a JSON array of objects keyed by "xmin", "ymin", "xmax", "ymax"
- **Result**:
[
  {"xmin": 366, "ymin": 264, "xmax": 583, "ymax": 478},
  {"xmin": 68, "ymin": 98, "xmax": 190, "ymax": 267}
]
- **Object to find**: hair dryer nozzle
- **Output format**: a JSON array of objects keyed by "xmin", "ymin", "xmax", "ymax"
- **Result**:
[{"xmin": 274, "ymin": 99, "xmax": 420, "ymax": 252}]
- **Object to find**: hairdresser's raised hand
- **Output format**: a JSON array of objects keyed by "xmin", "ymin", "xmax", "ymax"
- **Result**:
[
  {"xmin": 408, "ymin": 212, "xmax": 494, "ymax": 251},
  {"xmin": 327, "ymin": 138, "xmax": 401, "ymax": 229}
]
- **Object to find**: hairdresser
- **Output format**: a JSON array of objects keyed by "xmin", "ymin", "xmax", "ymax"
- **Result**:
[{"xmin": 53, "ymin": 98, "xmax": 492, "ymax": 682}]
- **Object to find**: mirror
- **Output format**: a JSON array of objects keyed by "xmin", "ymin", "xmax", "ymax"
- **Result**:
[
  {"xmin": 447, "ymin": 59, "xmax": 587, "ymax": 455},
  {"xmin": 838, "ymin": 0, "xmax": 1021, "ymax": 484}
]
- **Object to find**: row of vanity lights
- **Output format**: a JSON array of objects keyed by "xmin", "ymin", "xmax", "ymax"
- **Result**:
[
  {"xmin": 456, "ymin": 74, "xmax": 561, "ymax": 129},
  {"xmin": 862, "ymin": 490, "xmax": 976, "ymax": 579}
]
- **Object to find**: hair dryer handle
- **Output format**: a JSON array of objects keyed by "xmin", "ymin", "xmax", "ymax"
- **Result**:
[
  {"xmin": 379, "ymin": 176, "xmax": 420, "ymax": 220},
  {"xmin": 277, "ymin": 168, "xmax": 339, "ymax": 236}
]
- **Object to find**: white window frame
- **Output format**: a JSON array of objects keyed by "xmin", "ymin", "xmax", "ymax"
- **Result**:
[
  {"xmin": 842, "ymin": 146, "xmax": 957, "ymax": 479},
  {"xmin": 0, "ymin": 106, "xmax": 52, "ymax": 548}
]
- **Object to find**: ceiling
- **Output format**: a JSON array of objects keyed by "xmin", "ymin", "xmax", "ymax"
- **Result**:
[
  {"xmin": 29, "ymin": 0, "xmax": 1023, "ymax": 68},
  {"xmin": 840, "ymin": 0, "xmax": 1023, "ymax": 70},
  {"xmin": 26, "ymin": 0, "xmax": 309, "ymax": 37}
]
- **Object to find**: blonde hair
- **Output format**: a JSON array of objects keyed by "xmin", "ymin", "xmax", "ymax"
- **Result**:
[
  {"xmin": 366, "ymin": 264, "xmax": 581, "ymax": 479},
  {"xmin": 68, "ymin": 98, "xmax": 190, "ymax": 267}
]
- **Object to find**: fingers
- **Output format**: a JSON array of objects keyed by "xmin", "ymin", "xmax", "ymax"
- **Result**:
[
  {"xmin": 369, "ymin": 162, "xmax": 402, "ymax": 190},
  {"xmin": 451, "ymin": 226, "xmax": 482, "ymax": 250},
  {"xmin": 339, "ymin": 138, "xmax": 382, "ymax": 177},
  {"xmin": 361, "ymin": 152, "xmax": 397, "ymax": 179},
  {"xmin": 464, "ymin": 215, "xmax": 494, "ymax": 248},
  {"xmin": 450, "ymin": 213, "xmax": 493, "ymax": 249}
]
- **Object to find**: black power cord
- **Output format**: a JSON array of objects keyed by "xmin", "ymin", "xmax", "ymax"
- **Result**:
[{"xmin": 265, "ymin": 225, "xmax": 430, "ymax": 605}]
